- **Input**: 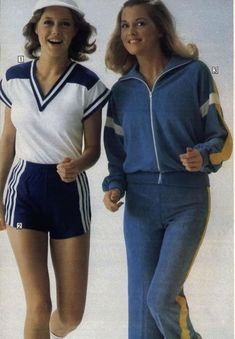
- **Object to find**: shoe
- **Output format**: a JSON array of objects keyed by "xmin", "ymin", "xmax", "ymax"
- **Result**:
[{"xmin": 50, "ymin": 333, "xmax": 64, "ymax": 339}]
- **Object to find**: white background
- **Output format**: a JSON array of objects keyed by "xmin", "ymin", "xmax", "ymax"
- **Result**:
[{"xmin": 0, "ymin": 0, "xmax": 233, "ymax": 338}]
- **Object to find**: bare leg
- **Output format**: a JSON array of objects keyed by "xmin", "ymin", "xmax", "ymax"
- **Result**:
[
  {"xmin": 50, "ymin": 233, "xmax": 90, "ymax": 338},
  {"xmin": 7, "ymin": 226, "xmax": 51, "ymax": 339}
]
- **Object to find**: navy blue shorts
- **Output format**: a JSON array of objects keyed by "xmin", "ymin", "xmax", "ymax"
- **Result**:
[{"xmin": 4, "ymin": 159, "xmax": 91, "ymax": 239}]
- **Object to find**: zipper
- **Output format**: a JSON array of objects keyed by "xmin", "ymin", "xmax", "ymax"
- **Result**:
[
  {"xmin": 149, "ymin": 91, "xmax": 162, "ymax": 183},
  {"xmin": 118, "ymin": 75, "xmax": 162, "ymax": 182},
  {"xmin": 118, "ymin": 61, "xmax": 191, "ymax": 184}
]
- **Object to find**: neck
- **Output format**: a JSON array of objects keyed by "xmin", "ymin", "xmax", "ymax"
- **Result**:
[
  {"xmin": 36, "ymin": 54, "xmax": 71, "ymax": 76},
  {"xmin": 137, "ymin": 50, "xmax": 168, "ymax": 88}
]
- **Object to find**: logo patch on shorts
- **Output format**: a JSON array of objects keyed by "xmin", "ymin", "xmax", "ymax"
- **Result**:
[{"xmin": 16, "ymin": 223, "xmax": 23, "ymax": 229}]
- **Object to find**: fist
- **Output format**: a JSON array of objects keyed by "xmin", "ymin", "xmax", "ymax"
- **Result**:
[
  {"xmin": 103, "ymin": 189, "xmax": 123, "ymax": 212},
  {"xmin": 180, "ymin": 147, "xmax": 203, "ymax": 172}
]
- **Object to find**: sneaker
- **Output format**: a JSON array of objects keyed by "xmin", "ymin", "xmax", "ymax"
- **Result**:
[{"xmin": 50, "ymin": 333, "xmax": 64, "ymax": 339}]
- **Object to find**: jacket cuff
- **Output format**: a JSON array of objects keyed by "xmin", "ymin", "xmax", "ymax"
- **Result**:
[
  {"xmin": 194, "ymin": 145, "xmax": 221, "ymax": 173},
  {"xmin": 102, "ymin": 177, "xmax": 126, "ymax": 197},
  {"xmin": 194, "ymin": 147, "xmax": 210, "ymax": 170}
]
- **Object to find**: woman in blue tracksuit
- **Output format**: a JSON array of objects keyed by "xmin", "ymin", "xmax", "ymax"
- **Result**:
[{"xmin": 103, "ymin": 1, "xmax": 232, "ymax": 338}]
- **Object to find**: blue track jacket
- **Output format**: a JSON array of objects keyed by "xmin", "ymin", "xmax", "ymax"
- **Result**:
[{"xmin": 103, "ymin": 55, "xmax": 232, "ymax": 194}]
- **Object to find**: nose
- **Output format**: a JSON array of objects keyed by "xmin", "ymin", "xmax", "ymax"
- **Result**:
[
  {"xmin": 51, "ymin": 23, "xmax": 61, "ymax": 35},
  {"xmin": 127, "ymin": 24, "xmax": 137, "ymax": 36}
]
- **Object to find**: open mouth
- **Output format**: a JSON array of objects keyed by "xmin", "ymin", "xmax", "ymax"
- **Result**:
[
  {"xmin": 48, "ymin": 39, "xmax": 63, "ymax": 45},
  {"xmin": 128, "ymin": 39, "xmax": 141, "ymax": 44}
]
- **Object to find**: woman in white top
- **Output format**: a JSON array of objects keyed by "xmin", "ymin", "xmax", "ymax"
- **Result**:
[{"xmin": 0, "ymin": 1, "xmax": 109, "ymax": 338}]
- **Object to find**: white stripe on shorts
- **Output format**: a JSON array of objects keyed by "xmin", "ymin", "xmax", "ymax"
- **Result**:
[
  {"xmin": 5, "ymin": 159, "xmax": 26, "ymax": 226},
  {"xmin": 75, "ymin": 172, "xmax": 91, "ymax": 233}
]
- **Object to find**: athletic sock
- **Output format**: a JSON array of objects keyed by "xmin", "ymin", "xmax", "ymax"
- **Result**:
[{"xmin": 50, "ymin": 332, "xmax": 64, "ymax": 339}]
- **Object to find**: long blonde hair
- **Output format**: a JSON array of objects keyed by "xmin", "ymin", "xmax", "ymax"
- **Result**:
[{"xmin": 105, "ymin": 0, "xmax": 199, "ymax": 74}]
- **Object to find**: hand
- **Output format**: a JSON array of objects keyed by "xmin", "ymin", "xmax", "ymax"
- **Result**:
[
  {"xmin": 179, "ymin": 147, "xmax": 203, "ymax": 172},
  {"xmin": 103, "ymin": 189, "xmax": 124, "ymax": 212},
  {"xmin": 0, "ymin": 201, "xmax": 6, "ymax": 231},
  {"xmin": 57, "ymin": 158, "xmax": 80, "ymax": 183}
]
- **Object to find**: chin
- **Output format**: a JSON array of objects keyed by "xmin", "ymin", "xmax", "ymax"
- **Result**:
[{"xmin": 126, "ymin": 48, "xmax": 140, "ymax": 56}]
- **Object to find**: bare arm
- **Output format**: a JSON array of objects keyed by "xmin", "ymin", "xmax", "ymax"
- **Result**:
[
  {"xmin": 57, "ymin": 110, "xmax": 102, "ymax": 182},
  {"xmin": 0, "ymin": 106, "xmax": 16, "ymax": 229}
]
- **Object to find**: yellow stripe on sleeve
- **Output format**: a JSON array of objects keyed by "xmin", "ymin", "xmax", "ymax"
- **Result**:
[{"xmin": 209, "ymin": 81, "xmax": 233, "ymax": 165}]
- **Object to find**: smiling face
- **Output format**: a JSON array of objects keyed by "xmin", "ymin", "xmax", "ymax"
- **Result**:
[
  {"xmin": 35, "ymin": 6, "xmax": 77, "ymax": 59},
  {"xmin": 120, "ymin": 5, "xmax": 163, "ymax": 58}
]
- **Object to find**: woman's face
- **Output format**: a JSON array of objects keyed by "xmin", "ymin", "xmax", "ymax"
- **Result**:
[
  {"xmin": 120, "ymin": 5, "xmax": 162, "ymax": 57},
  {"xmin": 35, "ymin": 6, "xmax": 77, "ymax": 59}
]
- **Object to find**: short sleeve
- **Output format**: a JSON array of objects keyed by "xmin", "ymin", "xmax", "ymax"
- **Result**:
[
  {"xmin": 0, "ymin": 73, "xmax": 12, "ymax": 108},
  {"xmin": 83, "ymin": 79, "xmax": 110, "ymax": 120}
]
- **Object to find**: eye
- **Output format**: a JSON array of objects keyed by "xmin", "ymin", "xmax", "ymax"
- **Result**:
[
  {"xmin": 43, "ymin": 19, "xmax": 53, "ymax": 26},
  {"xmin": 136, "ymin": 20, "xmax": 146, "ymax": 27},
  {"xmin": 61, "ymin": 21, "xmax": 72, "ymax": 27},
  {"xmin": 121, "ymin": 22, "xmax": 128, "ymax": 29}
]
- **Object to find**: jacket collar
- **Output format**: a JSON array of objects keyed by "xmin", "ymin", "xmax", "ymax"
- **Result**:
[{"xmin": 120, "ymin": 54, "xmax": 193, "ymax": 82}]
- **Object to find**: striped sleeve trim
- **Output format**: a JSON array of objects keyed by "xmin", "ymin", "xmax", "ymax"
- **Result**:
[
  {"xmin": 83, "ymin": 87, "xmax": 110, "ymax": 119},
  {"xmin": 0, "ymin": 80, "xmax": 12, "ymax": 107},
  {"xmin": 209, "ymin": 112, "xmax": 233, "ymax": 164},
  {"xmin": 105, "ymin": 116, "xmax": 124, "ymax": 136},
  {"xmin": 200, "ymin": 92, "xmax": 220, "ymax": 118},
  {"xmin": 209, "ymin": 81, "xmax": 233, "ymax": 164}
]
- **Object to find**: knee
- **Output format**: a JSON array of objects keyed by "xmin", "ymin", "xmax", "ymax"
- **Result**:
[
  {"xmin": 27, "ymin": 299, "xmax": 52, "ymax": 325},
  {"xmin": 58, "ymin": 307, "xmax": 84, "ymax": 331},
  {"xmin": 147, "ymin": 287, "xmax": 169, "ymax": 318}
]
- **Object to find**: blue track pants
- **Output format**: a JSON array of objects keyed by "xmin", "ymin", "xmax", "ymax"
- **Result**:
[{"xmin": 124, "ymin": 179, "xmax": 210, "ymax": 339}]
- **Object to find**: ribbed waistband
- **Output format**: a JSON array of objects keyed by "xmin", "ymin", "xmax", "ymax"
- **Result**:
[{"xmin": 126, "ymin": 171, "xmax": 210, "ymax": 187}]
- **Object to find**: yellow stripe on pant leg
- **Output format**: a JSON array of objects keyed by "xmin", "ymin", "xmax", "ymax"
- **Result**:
[
  {"xmin": 176, "ymin": 295, "xmax": 190, "ymax": 339},
  {"xmin": 176, "ymin": 188, "xmax": 211, "ymax": 338}
]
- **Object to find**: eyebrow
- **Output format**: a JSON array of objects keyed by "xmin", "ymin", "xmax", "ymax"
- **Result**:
[{"xmin": 121, "ymin": 17, "xmax": 148, "ymax": 22}]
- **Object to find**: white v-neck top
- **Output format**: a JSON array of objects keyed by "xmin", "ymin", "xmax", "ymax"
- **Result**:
[{"xmin": 0, "ymin": 60, "xmax": 109, "ymax": 164}]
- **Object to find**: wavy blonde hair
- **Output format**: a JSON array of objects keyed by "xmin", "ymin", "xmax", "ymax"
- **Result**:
[{"xmin": 105, "ymin": 0, "xmax": 199, "ymax": 74}]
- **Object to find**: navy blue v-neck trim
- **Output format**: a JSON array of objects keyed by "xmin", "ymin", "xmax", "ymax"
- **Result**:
[{"xmin": 30, "ymin": 60, "xmax": 77, "ymax": 111}]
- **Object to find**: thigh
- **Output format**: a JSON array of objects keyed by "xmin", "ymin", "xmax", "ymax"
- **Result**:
[
  {"xmin": 124, "ymin": 183, "xmax": 164, "ymax": 338},
  {"xmin": 150, "ymin": 186, "xmax": 210, "ymax": 300},
  {"xmin": 6, "ymin": 226, "xmax": 50, "ymax": 305},
  {"xmin": 50, "ymin": 233, "xmax": 90, "ymax": 313},
  {"xmin": 48, "ymin": 172, "xmax": 91, "ymax": 239},
  {"xmin": 124, "ymin": 182, "xmax": 163, "ymax": 271}
]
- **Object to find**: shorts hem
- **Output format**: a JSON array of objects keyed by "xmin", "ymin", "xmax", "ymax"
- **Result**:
[
  {"xmin": 7, "ymin": 223, "xmax": 90, "ymax": 239},
  {"xmin": 50, "ymin": 229, "xmax": 90, "ymax": 240},
  {"xmin": 7, "ymin": 224, "xmax": 48, "ymax": 235}
]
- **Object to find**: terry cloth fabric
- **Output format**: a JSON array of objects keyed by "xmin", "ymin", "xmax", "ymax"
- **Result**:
[{"xmin": 34, "ymin": 0, "xmax": 83, "ymax": 15}]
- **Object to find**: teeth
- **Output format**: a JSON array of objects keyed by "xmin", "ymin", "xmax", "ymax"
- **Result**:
[
  {"xmin": 48, "ymin": 39, "xmax": 63, "ymax": 44},
  {"xmin": 129, "ymin": 39, "xmax": 140, "ymax": 44}
]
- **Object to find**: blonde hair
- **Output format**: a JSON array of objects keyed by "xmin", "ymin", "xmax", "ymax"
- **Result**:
[{"xmin": 105, "ymin": 0, "xmax": 199, "ymax": 74}]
